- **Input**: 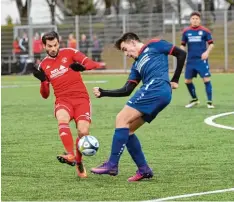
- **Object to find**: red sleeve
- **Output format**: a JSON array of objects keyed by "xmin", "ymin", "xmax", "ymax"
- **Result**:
[
  {"xmin": 72, "ymin": 51, "xmax": 101, "ymax": 70},
  {"xmin": 40, "ymin": 81, "xmax": 50, "ymax": 99}
]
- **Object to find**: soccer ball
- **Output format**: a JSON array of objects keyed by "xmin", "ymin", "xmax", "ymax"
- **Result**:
[{"xmin": 78, "ymin": 135, "xmax": 99, "ymax": 156}]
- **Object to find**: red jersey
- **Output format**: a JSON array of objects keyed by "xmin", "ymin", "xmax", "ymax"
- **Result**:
[{"xmin": 39, "ymin": 48, "xmax": 99, "ymax": 99}]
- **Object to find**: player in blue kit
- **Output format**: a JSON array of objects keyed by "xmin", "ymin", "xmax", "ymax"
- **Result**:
[
  {"xmin": 180, "ymin": 11, "xmax": 215, "ymax": 109},
  {"xmin": 88, "ymin": 32, "xmax": 186, "ymax": 182}
]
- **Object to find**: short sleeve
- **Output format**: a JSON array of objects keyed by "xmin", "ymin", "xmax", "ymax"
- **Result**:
[
  {"xmin": 181, "ymin": 31, "xmax": 187, "ymax": 46},
  {"xmin": 128, "ymin": 66, "xmax": 141, "ymax": 84},
  {"xmin": 205, "ymin": 31, "xmax": 213, "ymax": 44},
  {"xmin": 151, "ymin": 40, "xmax": 174, "ymax": 55}
]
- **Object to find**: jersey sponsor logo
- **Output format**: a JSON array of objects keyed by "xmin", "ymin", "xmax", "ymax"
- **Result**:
[
  {"xmin": 50, "ymin": 65, "xmax": 68, "ymax": 79},
  {"xmin": 59, "ymin": 65, "xmax": 66, "ymax": 70},
  {"xmin": 61, "ymin": 57, "xmax": 67, "ymax": 63},
  {"xmin": 198, "ymin": 31, "xmax": 203, "ymax": 35},
  {"xmin": 136, "ymin": 54, "xmax": 150, "ymax": 73},
  {"xmin": 188, "ymin": 36, "xmax": 202, "ymax": 42}
]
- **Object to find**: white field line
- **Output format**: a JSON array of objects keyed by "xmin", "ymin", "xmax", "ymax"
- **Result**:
[
  {"xmin": 204, "ymin": 111, "xmax": 234, "ymax": 130},
  {"xmin": 144, "ymin": 112, "xmax": 234, "ymax": 201},
  {"xmin": 143, "ymin": 188, "xmax": 234, "ymax": 201}
]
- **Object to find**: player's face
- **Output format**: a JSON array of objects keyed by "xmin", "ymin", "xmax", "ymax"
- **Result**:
[
  {"xmin": 44, "ymin": 39, "xmax": 59, "ymax": 58},
  {"xmin": 190, "ymin": 15, "xmax": 201, "ymax": 27},
  {"xmin": 120, "ymin": 40, "xmax": 138, "ymax": 59}
]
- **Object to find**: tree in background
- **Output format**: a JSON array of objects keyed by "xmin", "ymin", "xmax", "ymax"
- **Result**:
[
  {"xmin": 225, "ymin": 0, "xmax": 234, "ymax": 21},
  {"xmin": 225, "ymin": 0, "xmax": 234, "ymax": 9},
  {"xmin": 15, "ymin": 0, "xmax": 31, "ymax": 24},
  {"xmin": 46, "ymin": 0, "xmax": 56, "ymax": 25},
  {"xmin": 103, "ymin": 0, "xmax": 121, "ymax": 15},
  {"xmin": 63, "ymin": 0, "xmax": 95, "ymax": 15},
  {"xmin": 5, "ymin": 15, "xmax": 13, "ymax": 26}
]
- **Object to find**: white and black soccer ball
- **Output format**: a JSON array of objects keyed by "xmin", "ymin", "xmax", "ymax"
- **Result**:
[{"xmin": 78, "ymin": 135, "xmax": 99, "ymax": 156}]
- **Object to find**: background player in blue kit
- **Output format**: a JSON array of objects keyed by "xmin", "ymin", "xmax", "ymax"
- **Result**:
[
  {"xmin": 88, "ymin": 32, "xmax": 186, "ymax": 182},
  {"xmin": 180, "ymin": 11, "xmax": 215, "ymax": 109}
]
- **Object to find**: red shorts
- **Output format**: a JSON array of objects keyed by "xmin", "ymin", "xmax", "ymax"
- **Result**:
[{"xmin": 54, "ymin": 97, "xmax": 91, "ymax": 123}]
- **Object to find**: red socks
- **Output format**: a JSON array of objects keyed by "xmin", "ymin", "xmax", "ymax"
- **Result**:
[
  {"xmin": 58, "ymin": 123, "xmax": 74, "ymax": 155},
  {"xmin": 76, "ymin": 137, "xmax": 82, "ymax": 163}
]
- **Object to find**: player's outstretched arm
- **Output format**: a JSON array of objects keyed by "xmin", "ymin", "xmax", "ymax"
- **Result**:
[
  {"xmin": 71, "ymin": 51, "xmax": 101, "ymax": 71},
  {"xmin": 170, "ymin": 46, "xmax": 187, "ymax": 86},
  {"xmin": 93, "ymin": 81, "xmax": 137, "ymax": 98}
]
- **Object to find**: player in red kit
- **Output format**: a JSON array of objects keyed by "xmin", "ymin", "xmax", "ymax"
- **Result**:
[{"xmin": 33, "ymin": 31, "xmax": 100, "ymax": 178}]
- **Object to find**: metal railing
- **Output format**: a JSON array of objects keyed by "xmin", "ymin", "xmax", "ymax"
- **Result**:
[{"xmin": 1, "ymin": 10, "xmax": 234, "ymax": 74}]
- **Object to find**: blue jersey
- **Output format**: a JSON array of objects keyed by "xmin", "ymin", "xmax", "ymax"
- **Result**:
[
  {"xmin": 181, "ymin": 26, "xmax": 213, "ymax": 61},
  {"xmin": 128, "ymin": 39, "xmax": 174, "ymax": 86}
]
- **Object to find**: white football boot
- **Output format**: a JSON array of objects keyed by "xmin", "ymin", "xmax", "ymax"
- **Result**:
[
  {"xmin": 207, "ymin": 101, "xmax": 215, "ymax": 109},
  {"xmin": 185, "ymin": 99, "xmax": 200, "ymax": 108}
]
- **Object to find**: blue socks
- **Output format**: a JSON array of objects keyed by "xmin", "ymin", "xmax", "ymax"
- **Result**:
[
  {"xmin": 109, "ymin": 128, "xmax": 129, "ymax": 165},
  {"xmin": 204, "ymin": 81, "xmax": 212, "ymax": 101},
  {"xmin": 186, "ymin": 83, "xmax": 197, "ymax": 99},
  {"xmin": 126, "ymin": 134, "xmax": 147, "ymax": 167},
  {"xmin": 108, "ymin": 129, "xmax": 148, "ymax": 168}
]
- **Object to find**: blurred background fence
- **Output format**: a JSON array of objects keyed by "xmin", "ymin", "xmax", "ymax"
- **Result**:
[{"xmin": 1, "ymin": 4, "xmax": 234, "ymax": 74}]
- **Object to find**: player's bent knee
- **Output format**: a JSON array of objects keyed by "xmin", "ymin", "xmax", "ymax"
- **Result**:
[
  {"xmin": 203, "ymin": 77, "xmax": 210, "ymax": 82},
  {"xmin": 78, "ymin": 129, "xmax": 89, "ymax": 137},
  {"xmin": 116, "ymin": 113, "xmax": 129, "ymax": 127},
  {"xmin": 185, "ymin": 79, "xmax": 193, "ymax": 84},
  {"xmin": 77, "ymin": 120, "xmax": 90, "ymax": 137}
]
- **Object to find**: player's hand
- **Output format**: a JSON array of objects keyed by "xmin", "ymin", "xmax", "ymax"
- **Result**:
[
  {"xmin": 33, "ymin": 66, "xmax": 46, "ymax": 82},
  {"xmin": 93, "ymin": 87, "xmax": 102, "ymax": 98},
  {"xmin": 69, "ymin": 62, "xmax": 86, "ymax": 72},
  {"xmin": 170, "ymin": 82, "xmax": 179, "ymax": 89},
  {"xmin": 201, "ymin": 51, "xmax": 209, "ymax": 60}
]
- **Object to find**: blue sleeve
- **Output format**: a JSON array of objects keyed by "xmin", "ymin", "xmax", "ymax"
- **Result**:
[
  {"xmin": 151, "ymin": 40, "xmax": 174, "ymax": 55},
  {"xmin": 181, "ymin": 32, "xmax": 187, "ymax": 45},
  {"xmin": 128, "ymin": 66, "xmax": 141, "ymax": 83},
  {"xmin": 205, "ymin": 31, "xmax": 213, "ymax": 43}
]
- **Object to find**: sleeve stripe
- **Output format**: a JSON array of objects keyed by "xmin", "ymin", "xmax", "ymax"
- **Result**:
[
  {"xmin": 169, "ymin": 45, "xmax": 175, "ymax": 55},
  {"xmin": 128, "ymin": 80, "xmax": 139, "ymax": 84},
  {"xmin": 207, "ymin": 40, "xmax": 213, "ymax": 44},
  {"xmin": 81, "ymin": 57, "xmax": 88, "ymax": 65}
]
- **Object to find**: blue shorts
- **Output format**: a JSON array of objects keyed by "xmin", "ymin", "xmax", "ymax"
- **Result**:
[
  {"xmin": 185, "ymin": 59, "xmax": 211, "ymax": 79},
  {"xmin": 126, "ymin": 80, "xmax": 172, "ymax": 123}
]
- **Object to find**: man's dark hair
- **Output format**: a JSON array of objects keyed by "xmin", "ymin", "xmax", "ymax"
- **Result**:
[
  {"xmin": 115, "ymin": 32, "xmax": 141, "ymax": 50},
  {"xmin": 190, "ymin": 11, "xmax": 201, "ymax": 18},
  {"xmin": 42, "ymin": 31, "xmax": 59, "ymax": 45}
]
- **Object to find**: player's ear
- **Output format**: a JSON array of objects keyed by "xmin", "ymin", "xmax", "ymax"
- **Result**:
[{"xmin": 131, "ymin": 40, "xmax": 137, "ymax": 47}]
